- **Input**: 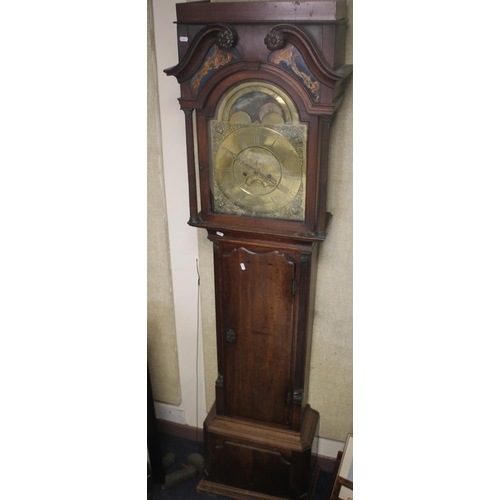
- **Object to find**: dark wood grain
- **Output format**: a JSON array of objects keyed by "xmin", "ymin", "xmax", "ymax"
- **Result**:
[
  {"xmin": 316, "ymin": 116, "xmax": 333, "ymax": 235},
  {"xmin": 330, "ymin": 476, "xmax": 353, "ymax": 500},
  {"xmin": 215, "ymin": 441, "xmax": 292, "ymax": 497},
  {"xmin": 290, "ymin": 250, "xmax": 313, "ymax": 430},
  {"xmin": 221, "ymin": 246, "xmax": 295, "ymax": 425},
  {"xmin": 213, "ymin": 241, "xmax": 227, "ymax": 415},
  {"xmin": 182, "ymin": 109, "xmax": 200, "ymax": 223},
  {"xmin": 208, "ymin": 233, "xmax": 320, "ymax": 430},
  {"xmin": 176, "ymin": 1, "xmax": 347, "ymax": 24},
  {"xmin": 199, "ymin": 402, "xmax": 319, "ymax": 500},
  {"xmin": 328, "ymin": 451, "xmax": 343, "ymax": 496}
]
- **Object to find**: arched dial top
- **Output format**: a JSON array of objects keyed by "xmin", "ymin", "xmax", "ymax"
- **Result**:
[{"xmin": 209, "ymin": 82, "xmax": 307, "ymax": 221}]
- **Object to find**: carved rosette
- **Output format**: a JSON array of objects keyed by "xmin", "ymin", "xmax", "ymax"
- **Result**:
[
  {"xmin": 216, "ymin": 25, "xmax": 237, "ymax": 49},
  {"xmin": 264, "ymin": 28, "xmax": 285, "ymax": 51}
]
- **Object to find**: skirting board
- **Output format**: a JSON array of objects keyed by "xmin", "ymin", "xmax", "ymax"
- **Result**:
[{"xmin": 156, "ymin": 418, "xmax": 344, "ymax": 473}]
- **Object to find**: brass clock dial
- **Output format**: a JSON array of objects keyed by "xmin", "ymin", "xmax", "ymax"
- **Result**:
[{"xmin": 209, "ymin": 82, "xmax": 307, "ymax": 221}]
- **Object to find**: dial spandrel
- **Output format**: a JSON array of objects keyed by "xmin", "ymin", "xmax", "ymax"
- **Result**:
[{"xmin": 208, "ymin": 82, "xmax": 307, "ymax": 221}]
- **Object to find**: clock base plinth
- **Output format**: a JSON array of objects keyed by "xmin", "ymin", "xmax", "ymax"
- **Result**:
[
  {"xmin": 198, "ymin": 403, "xmax": 319, "ymax": 500},
  {"xmin": 197, "ymin": 470, "xmax": 320, "ymax": 500}
]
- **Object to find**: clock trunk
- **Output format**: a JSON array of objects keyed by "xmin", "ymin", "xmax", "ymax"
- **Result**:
[{"xmin": 220, "ymin": 245, "xmax": 296, "ymax": 426}]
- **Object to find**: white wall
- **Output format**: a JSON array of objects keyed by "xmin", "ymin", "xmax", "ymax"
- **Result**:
[
  {"xmin": 151, "ymin": 0, "xmax": 206, "ymax": 429},
  {"xmin": 147, "ymin": 0, "xmax": 182, "ymax": 406}
]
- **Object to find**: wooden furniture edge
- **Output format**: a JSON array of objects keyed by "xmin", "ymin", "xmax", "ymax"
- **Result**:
[
  {"xmin": 155, "ymin": 416, "xmax": 335, "ymax": 471},
  {"xmin": 203, "ymin": 403, "xmax": 318, "ymax": 451},
  {"xmin": 197, "ymin": 478, "xmax": 292, "ymax": 500},
  {"xmin": 197, "ymin": 464, "xmax": 320, "ymax": 500},
  {"xmin": 176, "ymin": 1, "xmax": 348, "ymax": 24},
  {"xmin": 155, "ymin": 418, "xmax": 203, "ymax": 442}
]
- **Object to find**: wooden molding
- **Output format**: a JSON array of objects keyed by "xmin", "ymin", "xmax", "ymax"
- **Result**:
[
  {"xmin": 176, "ymin": 1, "xmax": 347, "ymax": 24},
  {"xmin": 155, "ymin": 415, "xmax": 336, "ymax": 473},
  {"xmin": 155, "ymin": 419, "xmax": 203, "ymax": 443},
  {"xmin": 197, "ymin": 478, "xmax": 299, "ymax": 500},
  {"xmin": 264, "ymin": 24, "xmax": 348, "ymax": 87},
  {"xmin": 165, "ymin": 23, "xmax": 238, "ymax": 83}
]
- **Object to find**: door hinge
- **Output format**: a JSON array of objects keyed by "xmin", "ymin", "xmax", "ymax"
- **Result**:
[{"xmin": 225, "ymin": 328, "xmax": 236, "ymax": 343}]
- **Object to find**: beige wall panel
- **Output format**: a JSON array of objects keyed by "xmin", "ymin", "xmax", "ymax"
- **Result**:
[
  {"xmin": 308, "ymin": 92, "xmax": 353, "ymax": 440},
  {"xmin": 308, "ymin": 0, "xmax": 353, "ymax": 440},
  {"xmin": 195, "ymin": 0, "xmax": 353, "ymax": 440},
  {"xmin": 148, "ymin": 0, "xmax": 181, "ymax": 405}
]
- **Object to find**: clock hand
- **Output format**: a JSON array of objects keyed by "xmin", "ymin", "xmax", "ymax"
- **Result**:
[
  {"xmin": 243, "ymin": 160, "xmax": 280, "ymax": 187},
  {"xmin": 244, "ymin": 171, "xmax": 278, "ymax": 189},
  {"xmin": 260, "ymin": 172, "xmax": 277, "ymax": 186},
  {"xmin": 234, "ymin": 157, "xmax": 258, "ymax": 172}
]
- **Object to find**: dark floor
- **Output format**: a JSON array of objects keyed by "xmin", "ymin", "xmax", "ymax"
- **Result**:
[{"xmin": 148, "ymin": 432, "xmax": 333, "ymax": 500}]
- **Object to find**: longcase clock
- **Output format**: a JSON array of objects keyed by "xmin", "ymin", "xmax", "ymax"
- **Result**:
[{"xmin": 165, "ymin": 2, "xmax": 352, "ymax": 499}]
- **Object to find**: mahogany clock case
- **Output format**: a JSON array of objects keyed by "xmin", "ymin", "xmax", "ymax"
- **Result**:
[
  {"xmin": 165, "ymin": 2, "xmax": 352, "ymax": 499},
  {"xmin": 198, "ymin": 231, "xmax": 321, "ymax": 499}
]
